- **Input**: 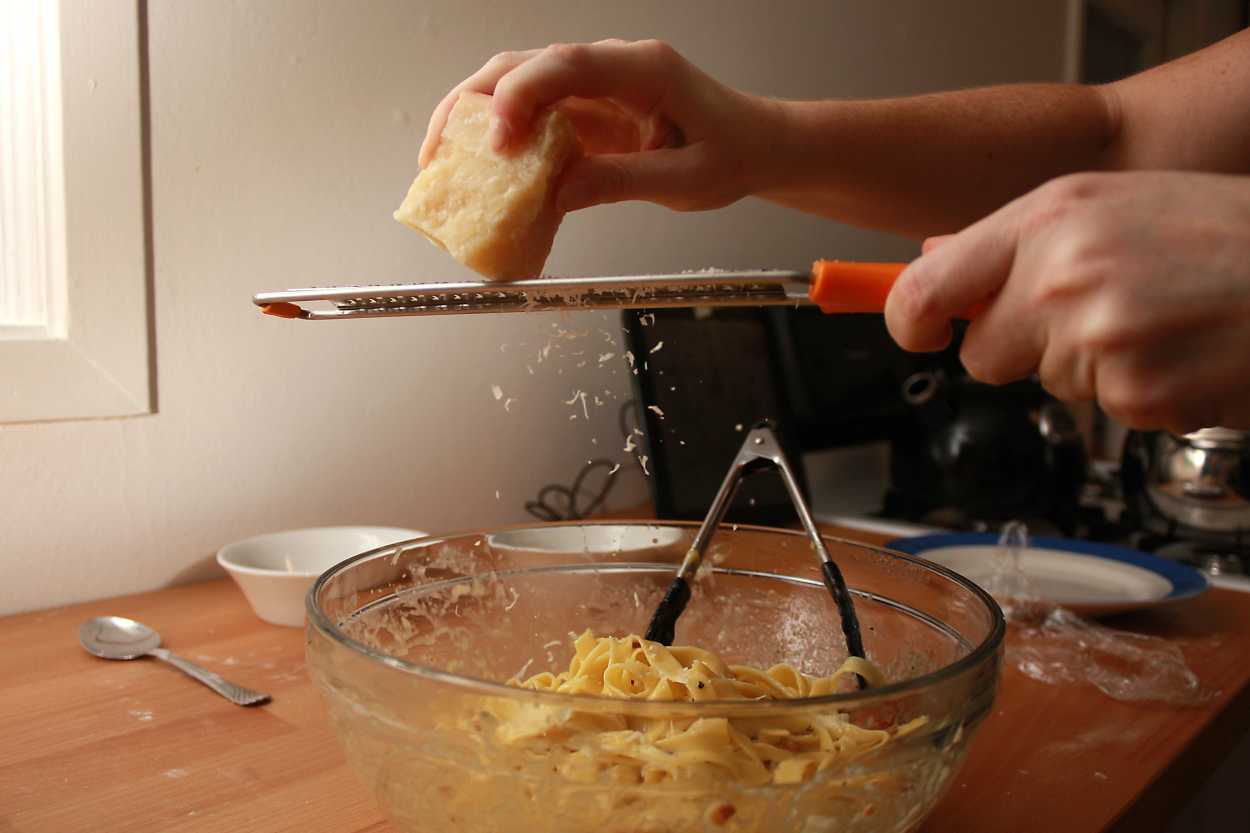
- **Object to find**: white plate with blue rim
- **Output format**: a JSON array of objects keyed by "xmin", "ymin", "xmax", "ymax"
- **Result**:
[{"xmin": 886, "ymin": 533, "xmax": 1209, "ymax": 617}]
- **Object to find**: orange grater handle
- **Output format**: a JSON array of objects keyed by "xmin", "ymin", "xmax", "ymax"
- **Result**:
[
  {"xmin": 807, "ymin": 260, "xmax": 985, "ymax": 319},
  {"xmin": 808, "ymin": 261, "xmax": 905, "ymax": 314}
]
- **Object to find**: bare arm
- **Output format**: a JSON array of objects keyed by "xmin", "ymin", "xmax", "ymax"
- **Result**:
[
  {"xmin": 760, "ymin": 85, "xmax": 1116, "ymax": 238},
  {"xmin": 1106, "ymin": 27, "xmax": 1250, "ymax": 172},
  {"xmin": 764, "ymin": 29, "xmax": 1250, "ymax": 238}
]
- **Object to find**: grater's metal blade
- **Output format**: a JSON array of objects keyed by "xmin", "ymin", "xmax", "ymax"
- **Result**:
[{"xmin": 253, "ymin": 271, "xmax": 812, "ymax": 320}]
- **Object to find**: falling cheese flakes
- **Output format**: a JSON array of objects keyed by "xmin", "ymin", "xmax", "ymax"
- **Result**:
[
  {"xmin": 503, "ymin": 587, "xmax": 520, "ymax": 611},
  {"xmin": 563, "ymin": 389, "xmax": 590, "ymax": 419},
  {"xmin": 647, "ymin": 405, "xmax": 665, "ymax": 419},
  {"xmin": 649, "ymin": 341, "xmax": 664, "ymax": 354},
  {"xmin": 491, "ymin": 385, "xmax": 504, "ymax": 401},
  {"xmin": 597, "ymin": 352, "xmax": 615, "ymax": 364},
  {"xmin": 503, "ymin": 397, "xmax": 518, "ymax": 412},
  {"xmin": 608, "ymin": 463, "xmax": 621, "ymax": 475},
  {"xmin": 623, "ymin": 435, "xmax": 638, "ymax": 453},
  {"xmin": 639, "ymin": 455, "xmax": 650, "ymax": 475}
]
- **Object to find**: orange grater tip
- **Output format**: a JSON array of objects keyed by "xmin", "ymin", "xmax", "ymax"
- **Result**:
[{"xmin": 260, "ymin": 302, "xmax": 304, "ymax": 319}]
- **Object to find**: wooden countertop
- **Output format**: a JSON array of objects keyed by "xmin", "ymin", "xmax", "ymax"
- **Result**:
[{"xmin": 2, "ymin": 526, "xmax": 1250, "ymax": 833}]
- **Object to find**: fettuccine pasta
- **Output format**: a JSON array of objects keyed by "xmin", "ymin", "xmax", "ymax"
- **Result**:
[{"xmin": 496, "ymin": 630, "xmax": 925, "ymax": 788}]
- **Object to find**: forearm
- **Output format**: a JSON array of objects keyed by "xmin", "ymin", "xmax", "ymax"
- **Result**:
[
  {"xmin": 754, "ymin": 29, "xmax": 1250, "ymax": 240},
  {"xmin": 754, "ymin": 84, "xmax": 1117, "ymax": 239},
  {"xmin": 1107, "ymin": 28, "xmax": 1250, "ymax": 173}
]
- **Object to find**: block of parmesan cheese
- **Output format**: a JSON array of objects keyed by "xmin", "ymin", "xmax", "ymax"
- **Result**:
[{"xmin": 394, "ymin": 91, "xmax": 578, "ymax": 280}]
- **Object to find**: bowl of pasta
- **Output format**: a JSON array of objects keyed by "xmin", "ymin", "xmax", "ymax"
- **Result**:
[{"xmin": 306, "ymin": 521, "xmax": 1004, "ymax": 833}]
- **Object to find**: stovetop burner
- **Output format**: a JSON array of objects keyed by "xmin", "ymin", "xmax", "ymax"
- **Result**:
[
  {"xmin": 1153, "ymin": 540, "xmax": 1246, "ymax": 576},
  {"xmin": 878, "ymin": 459, "xmax": 1249, "ymax": 577}
]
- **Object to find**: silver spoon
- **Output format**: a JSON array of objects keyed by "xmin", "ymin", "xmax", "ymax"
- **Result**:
[{"xmin": 79, "ymin": 616, "xmax": 271, "ymax": 706}]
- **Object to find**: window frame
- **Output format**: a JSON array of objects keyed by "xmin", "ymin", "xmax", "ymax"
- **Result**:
[{"xmin": 0, "ymin": 0, "xmax": 152, "ymax": 424}]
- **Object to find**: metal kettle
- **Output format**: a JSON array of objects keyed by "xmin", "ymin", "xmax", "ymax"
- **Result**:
[
  {"xmin": 888, "ymin": 371, "xmax": 1087, "ymax": 532},
  {"xmin": 1122, "ymin": 428, "xmax": 1250, "ymax": 535}
]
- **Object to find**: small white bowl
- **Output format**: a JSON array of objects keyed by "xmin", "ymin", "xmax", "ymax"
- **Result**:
[
  {"xmin": 487, "ymin": 525, "xmax": 684, "ymax": 554},
  {"xmin": 217, "ymin": 526, "xmax": 424, "ymax": 627}
]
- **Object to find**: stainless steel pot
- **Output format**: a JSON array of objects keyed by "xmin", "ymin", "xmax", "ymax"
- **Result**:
[{"xmin": 1122, "ymin": 428, "xmax": 1250, "ymax": 534}]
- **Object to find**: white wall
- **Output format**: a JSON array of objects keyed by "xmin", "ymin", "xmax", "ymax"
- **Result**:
[{"xmin": 0, "ymin": 0, "xmax": 1069, "ymax": 614}]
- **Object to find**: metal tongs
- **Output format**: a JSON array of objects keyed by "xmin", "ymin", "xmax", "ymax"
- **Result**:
[
  {"xmin": 252, "ymin": 261, "xmax": 908, "ymax": 320},
  {"xmin": 643, "ymin": 422, "xmax": 868, "ymax": 686}
]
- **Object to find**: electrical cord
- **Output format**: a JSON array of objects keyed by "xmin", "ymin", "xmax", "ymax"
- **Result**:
[
  {"xmin": 524, "ymin": 401, "xmax": 642, "ymax": 521},
  {"xmin": 525, "ymin": 458, "xmax": 621, "ymax": 521}
]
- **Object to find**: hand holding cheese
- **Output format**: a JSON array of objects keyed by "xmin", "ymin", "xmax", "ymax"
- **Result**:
[
  {"xmin": 418, "ymin": 39, "xmax": 778, "ymax": 215},
  {"xmin": 395, "ymin": 91, "xmax": 577, "ymax": 280}
]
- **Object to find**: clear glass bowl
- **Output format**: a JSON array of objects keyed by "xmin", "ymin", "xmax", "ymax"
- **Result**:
[{"xmin": 307, "ymin": 522, "xmax": 1004, "ymax": 833}]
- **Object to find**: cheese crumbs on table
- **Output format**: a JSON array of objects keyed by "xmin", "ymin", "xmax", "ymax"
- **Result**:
[{"xmin": 394, "ymin": 91, "xmax": 579, "ymax": 280}]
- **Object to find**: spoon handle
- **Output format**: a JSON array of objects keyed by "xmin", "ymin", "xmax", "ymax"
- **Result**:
[{"xmin": 149, "ymin": 648, "xmax": 271, "ymax": 706}]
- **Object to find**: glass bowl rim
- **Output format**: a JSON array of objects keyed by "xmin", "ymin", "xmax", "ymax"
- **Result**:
[{"xmin": 307, "ymin": 520, "xmax": 1005, "ymax": 711}]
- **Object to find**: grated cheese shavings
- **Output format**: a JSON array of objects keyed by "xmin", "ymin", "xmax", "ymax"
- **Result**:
[{"xmin": 504, "ymin": 588, "xmax": 520, "ymax": 611}]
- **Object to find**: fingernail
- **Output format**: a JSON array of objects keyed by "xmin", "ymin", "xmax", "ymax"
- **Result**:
[{"xmin": 489, "ymin": 116, "xmax": 510, "ymax": 151}]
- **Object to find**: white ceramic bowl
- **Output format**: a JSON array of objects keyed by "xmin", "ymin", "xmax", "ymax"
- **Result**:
[
  {"xmin": 486, "ymin": 524, "xmax": 683, "ymax": 554},
  {"xmin": 217, "ymin": 526, "xmax": 424, "ymax": 626}
]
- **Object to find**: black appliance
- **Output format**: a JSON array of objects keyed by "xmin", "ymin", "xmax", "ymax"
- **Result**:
[{"xmin": 625, "ymin": 306, "xmax": 1086, "ymax": 532}]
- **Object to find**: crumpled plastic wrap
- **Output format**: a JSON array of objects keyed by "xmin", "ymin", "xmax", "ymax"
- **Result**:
[{"xmin": 982, "ymin": 522, "xmax": 1215, "ymax": 707}]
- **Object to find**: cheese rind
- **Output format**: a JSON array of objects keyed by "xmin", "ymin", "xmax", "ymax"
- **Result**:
[{"xmin": 394, "ymin": 92, "xmax": 578, "ymax": 280}]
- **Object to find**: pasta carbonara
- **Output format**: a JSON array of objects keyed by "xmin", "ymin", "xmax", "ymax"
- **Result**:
[{"xmin": 496, "ymin": 630, "xmax": 925, "ymax": 788}]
